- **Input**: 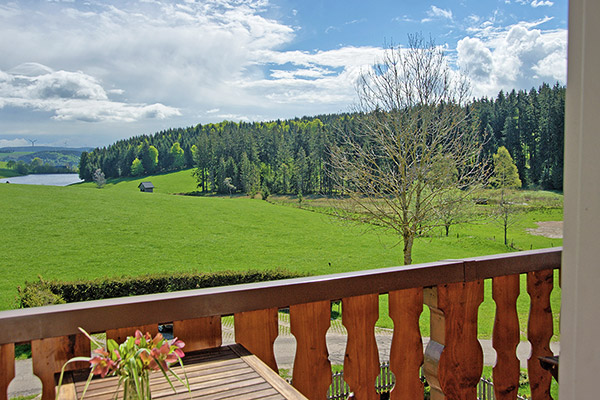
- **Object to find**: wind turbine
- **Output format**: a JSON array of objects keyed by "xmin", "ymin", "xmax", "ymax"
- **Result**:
[{"xmin": 28, "ymin": 139, "xmax": 38, "ymax": 147}]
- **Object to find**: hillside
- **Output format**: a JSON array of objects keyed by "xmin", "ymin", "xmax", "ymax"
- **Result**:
[
  {"xmin": 77, "ymin": 168, "xmax": 200, "ymax": 194},
  {"xmin": 0, "ymin": 146, "xmax": 91, "ymax": 168}
]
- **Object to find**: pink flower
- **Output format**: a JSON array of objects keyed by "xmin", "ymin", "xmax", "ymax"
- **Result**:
[
  {"xmin": 151, "ymin": 333, "xmax": 164, "ymax": 346},
  {"xmin": 89, "ymin": 354, "xmax": 116, "ymax": 378},
  {"xmin": 170, "ymin": 338, "xmax": 185, "ymax": 358}
]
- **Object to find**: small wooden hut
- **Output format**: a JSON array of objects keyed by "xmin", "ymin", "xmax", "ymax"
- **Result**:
[{"xmin": 138, "ymin": 182, "xmax": 155, "ymax": 193}]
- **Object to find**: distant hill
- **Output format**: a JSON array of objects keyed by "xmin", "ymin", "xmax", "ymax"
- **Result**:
[
  {"xmin": 0, "ymin": 146, "xmax": 93, "ymax": 167},
  {"xmin": 0, "ymin": 146, "xmax": 92, "ymax": 153}
]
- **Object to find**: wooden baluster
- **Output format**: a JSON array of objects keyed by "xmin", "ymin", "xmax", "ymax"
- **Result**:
[
  {"xmin": 31, "ymin": 334, "xmax": 90, "ymax": 400},
  {"xmin": 234, "ymin": 308, "xmax": 278, "ymax": 372},
  {"xmin": 290, "ymin": 300, "xmax": 332, "ymax": 399},
  {"xmin": 388, "ymin": 288, "xmax": 424, "ymax": 400},
  {"xmin": 424, "ymin": 281, "xmax": 484, "ymax": 400},
  {"xmin": 527, "ymin": 269, "xmax": 554, "ymax": 400},
  {"xmin": 342, "ymin": 294, "xmax": 380, "ymax": 400},
  {"xmin": 106, "ymin": 324, "xmax": 158, "ymax": 344},
  {"xmin": 173, "ymin": 316, "xmax": 221, "ymax": 352},
  {"xmin": 492, "ymin": 274, "xmax": 521, "ymax": 400},
  {"xmin": 0, "ymin": 343, "xmax": 15, "ymax": 400}
]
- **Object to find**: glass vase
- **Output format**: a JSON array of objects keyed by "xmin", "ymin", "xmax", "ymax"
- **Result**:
[{"xmin": 123, "ymin": 372, "xmax": 151, "ymax": 400}]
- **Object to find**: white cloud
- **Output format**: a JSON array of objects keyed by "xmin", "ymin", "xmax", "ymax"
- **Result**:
[
  {"xmin": 0, "ymin": 138, "xmax": 29, "ymax": 147},
  {"xmin": 457, "ymin": 38, "xmax": 494, "ymax": 79},
  {"xmin": 457, "ymin": 20, "xmax": 566, "ymax": 97},
  {"xmin": 0, "ymin": 64, "xmax": 180, "ymax": 122},
  {"xmin": 531, "ymin": 0, "xmax": 554, "ymax": 7},
  {"xmin": 243, "ymin": 46, "xmax": 383, "ymax": 106},
  {"xmin": 427, "ymin": 6, "xmax": 453, "ymax": 20}
]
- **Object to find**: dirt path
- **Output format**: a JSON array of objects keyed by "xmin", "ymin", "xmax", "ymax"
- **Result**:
[{"xmin": 526, "ymin": 221, "xmax": 563, "ymax": 239}]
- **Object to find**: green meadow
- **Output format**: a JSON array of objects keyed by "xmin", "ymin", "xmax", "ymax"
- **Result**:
[
  {"xmin": 76, "ymin": 169, "xmax": 201, "ymax": 194},
  {"xmin": 1, "ymin": 170, "xmax": 562, "ymax": 340}
]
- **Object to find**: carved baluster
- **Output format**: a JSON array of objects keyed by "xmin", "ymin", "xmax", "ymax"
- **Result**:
[
  {"xmin": 527, "ymin": 269, "xmax": 554, "ymax": 400},
  {"xmin": 290, "ymin": 301, "xmax": 332, "ymax": 399},
  {"xmin": 389, "ymin": 288, "xmax": 424, "ymax": 400},
  {"xmin": 0, "ymin": 343, "xmax": 15, "ymax": 400},
  {"xmin": 424, "ymin": 281, "xmax": 484, "ymax": 400},
  {"xmin": 106, "ymin": 324, "xmax": 158, "ymax": 343},
  {"xmin": 31, "ymin": 334, "xmax": 90, "ymax": 400},
  {"xmin": 342, "ymin": 294, "xmax": 380, "ymax": 400},
  {"xmin": 234, "ymin": 308, "xmax": 279, "ymax": 372},
  {"xmin": 492, "ymin": 274, "xmax": 521, "ymax": 400},
  {"xmin": 173, "ymin": 316, "xmax": 221, "ymax": 352}
]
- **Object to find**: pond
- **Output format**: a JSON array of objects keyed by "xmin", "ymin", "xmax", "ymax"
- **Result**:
[{"xmin": 0, "ymin": 173, "xmax": 83, "ymax": 186}]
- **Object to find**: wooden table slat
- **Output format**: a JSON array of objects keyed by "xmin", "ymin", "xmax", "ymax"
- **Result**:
[
  {"xmin": 223, "ymin": 387, "xmax": 284, "ymax": 400},
  {"xmin": 157, "ymin": 382, "xmax": 274, "ymax": 400}
]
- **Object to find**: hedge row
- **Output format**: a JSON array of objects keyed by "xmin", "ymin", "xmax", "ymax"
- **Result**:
[{"xmin": 16, "ymin": 269, "xmax": 306, "ymax": 308}]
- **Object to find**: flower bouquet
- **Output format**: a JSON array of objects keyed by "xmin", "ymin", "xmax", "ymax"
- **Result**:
[{"xmin": 57, "ymin": 328, "xmax": 189, "ymax": 400}]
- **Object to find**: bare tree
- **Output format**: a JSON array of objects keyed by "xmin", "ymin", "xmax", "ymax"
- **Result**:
[
  {"xmin": 331, "ymin": 34, "xmax": 487, "ymax": 265},
  {"xmin": 494, "ymin": 189, "xmax": 522, "ymax": 246},
  {"xmin": 93, "ymin": 168, "xmax": 106, "ymax": 188},
  {"xmin": 490, "ymin": 146, "xmax": 523, "ymax": 246}
]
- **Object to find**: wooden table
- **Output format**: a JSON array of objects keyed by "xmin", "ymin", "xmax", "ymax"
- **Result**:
[{"xmin": 57, "ymin": 344, "xmax": 307, "ymax": 400}]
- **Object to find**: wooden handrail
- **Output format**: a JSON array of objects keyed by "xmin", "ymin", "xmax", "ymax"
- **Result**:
[{"xmin": 0, "ymin": 247, "xmax": 561, "ymax": 345}]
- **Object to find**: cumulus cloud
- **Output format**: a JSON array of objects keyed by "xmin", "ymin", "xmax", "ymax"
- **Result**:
[
  {"xmin": 0, "ymin": 64, "xmax": 180, "ymax": 122},
  {"xmin": 457, "ymin": 19, "xmax": 566, "ymax": 97}
]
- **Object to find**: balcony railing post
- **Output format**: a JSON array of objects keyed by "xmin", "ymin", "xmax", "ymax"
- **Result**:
[
  {"xmin": 423, "ymin": 281, "xmax": 484, "ymax": 400},
  {"xmin": 31, "ymin": 333, "xmax": 90, "ymax": 400},
  {"xmin": 290, "ymin": 300, "xmax": 332, "ymax": 399},
  {"xmin": 342, "ymin": 294, "xmax": 380, "ymax": 400},
  {"xmin": 234, "ymin": 308, "xmax": 279, "ymax": 372},
  {"xmin": 388, "ymin": 288, "xmax": 424, "ymax": 400},
  {"xmin": 0, "ymin": 343, "xmax": 15, "ymax": 400},
  {"xmin": 492, "ymin": 274, "xmax": 521, "ymax": 400},
  {"xmin": 527, "ymin": 269, "xmax": 554, "ymax": 399},
  {"xmin": 173, "ymin": 316, "xmax": 222, "ymax": 352}
]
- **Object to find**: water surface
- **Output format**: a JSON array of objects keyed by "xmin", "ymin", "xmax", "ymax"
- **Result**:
[{"xmin": 0, "ymin": 174, "xmax": 83, "ymax": 186}]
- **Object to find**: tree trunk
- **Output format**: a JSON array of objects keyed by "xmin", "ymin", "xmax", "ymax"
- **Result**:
[
  {"xmin": 403, "ymin": 234, "xmax": 414, "ymax": 265},
  {"xmin": 445, "ymin": 223, "xmax": 450, "ymax": 237}
]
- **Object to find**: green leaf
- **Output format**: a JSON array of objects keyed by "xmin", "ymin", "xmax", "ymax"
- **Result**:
[{"xmin": 107, "ymin": 339, "xmax": 118, "ymax": 353}]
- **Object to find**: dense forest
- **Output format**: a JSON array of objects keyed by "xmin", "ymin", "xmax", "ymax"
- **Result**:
[{"xmin": 79, "ymin": 82, "xmax": 565, "ymax": 193}]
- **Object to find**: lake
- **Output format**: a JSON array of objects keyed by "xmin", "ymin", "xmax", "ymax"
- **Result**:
[{"xmin": 0, "ymin": 174, "xmax": 83, "ymax": 186}]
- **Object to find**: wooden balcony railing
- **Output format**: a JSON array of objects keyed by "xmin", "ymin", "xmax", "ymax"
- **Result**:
[{"xmin": 0, "ymin": 247, "xmax": 561, "ymax": 400}]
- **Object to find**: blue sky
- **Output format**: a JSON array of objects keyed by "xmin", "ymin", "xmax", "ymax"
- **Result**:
[{"xmin": 0, "ymin": 0, "xmax": 567, "ymax": 148}]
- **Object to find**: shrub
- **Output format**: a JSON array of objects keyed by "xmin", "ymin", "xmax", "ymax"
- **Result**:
[
  {"xmin": 16, "ymin": 269, "xmax": 306, "ymax": 308},
  {"xmin": 17, "ymin": 276, "xmax": 66, "ymax": 308}
]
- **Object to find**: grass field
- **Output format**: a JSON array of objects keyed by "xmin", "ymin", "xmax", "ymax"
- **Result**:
[
  {"xmin": 76, "ymin": 169, "xmax": 200, "ymax": 194},
  {"xmin": 1, "ymin": 171, "xmax": 562, "ymax": 341}
]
